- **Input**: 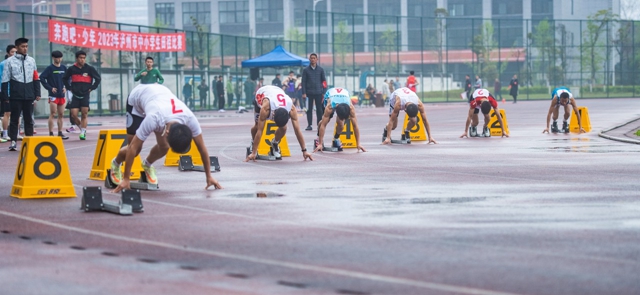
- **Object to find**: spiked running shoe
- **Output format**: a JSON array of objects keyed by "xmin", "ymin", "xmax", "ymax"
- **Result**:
[
  {"xmin": 404, "ymin": 130, "xmax": 411, "ymax": 143},
  {"xmin": 551, "ymin": 121, "xmax": 559, "ymax": 133},
  {"xmin": 79, "ymin": 132, "xmax": 86, "ymax": 140},
  {"xmin": 142, "ymin": 162, "xmax": 158, "ymax": 185},
  {"xmin": 270, "ymin": 140, "xmax": 282, "ymax": 158},
  {"xmin": 482, "ymin": 127, "xmax": 491, "ymax": 137},
  {"xmin": 109, "ymin": 159, "xmax": 122, "ymax": 185},
  {"xmin": 469, "ymin": 126, "xmax": 479, "ymax": 137},
  {"xmin": 562, "ymin": 121, "xmax": 569, "ymax": 133},
  {"xmin": 332, "ymin": 139, "xmax": 343, "ymax": 151}
]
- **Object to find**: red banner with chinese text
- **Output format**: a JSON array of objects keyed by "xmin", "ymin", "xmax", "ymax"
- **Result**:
[{"xmin": 48, "ymin": 20, "xmax": 186, "ymax": 52}]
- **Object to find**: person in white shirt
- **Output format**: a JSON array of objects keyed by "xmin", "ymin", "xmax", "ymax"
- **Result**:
[
  {"xmin": 245, "ymin": 85, "xmax": 313, "ymax": 162},
  {"xmin": 110, "ymin": 84, "xmax": 222, "ymax": 192},
  {"xmin": 382, "ymin": 87, "xmax": 436, "ymax": 144}
]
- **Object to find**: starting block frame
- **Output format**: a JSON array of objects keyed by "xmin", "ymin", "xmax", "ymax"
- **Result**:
[
  {"xmin": 179, "ymin": 155, "xmax": 221, "ymax": 172},
  {"xmin": 105, "ymin": 170, "xmax": 159, "ymax": 191},
  {"xmin": 383, "ymin": 136, "xmax": 411, "ymax": 144},
  {"xmin": 314, "ymin": 140, "xmax": 343, "ymax": 152},
  {"xmin": 81, "ymin": 186, "xmax": 144, "ymax": 215},
  {"xmin": 246, "ymin": 140, "xmax": 282, "ymax": 161}
]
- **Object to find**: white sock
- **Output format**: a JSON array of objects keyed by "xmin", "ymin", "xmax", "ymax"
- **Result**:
[
  {"xmin": 81, "ymin": 128, "xmax": 86, "ymax": 134},
  {"xmin": 2, "ymin": 130, "xmax": 6, "ymax": 137},
  {"xmin": 113, "ymin": 158, "xmax": 121, "ymax": 166},
  {"xmin": 142, "ymin": 159, "xmax": 151, "ymax": 167}
]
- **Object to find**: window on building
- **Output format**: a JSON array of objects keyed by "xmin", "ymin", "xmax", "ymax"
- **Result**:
[
  {"xmin": 408, "ymin": 0, "xmax": 437, "ymax": 18},
  {"xmin": 492, "ymin": 0, "xmax": 522, "ymax": 16},
  {"xmin": 39, "ymin": 4, "xmax": 49, "ymax": 14},
  {"xmin": 155, "ymin": 3, "xmax": 175, "ymax": 27},
  {"xmin": 255, "ymin": 0, "xmax": 283, "ymax": 23},
  {"xmin": 82, "ymin": 3, "xmax": 90, "ymax": 15},
  {"xmin": 532, "ymin": 0, "xmax": 553, "ymax": 16},
  {"xmin": 39, "ymin": 22, "xmax": 48, "ymax": 33},
  {"xmin": 183, "ymin": 2, "xmax": 211, "ymax": 31},
  {"xmin": 0, "ymin": 22, "xmax": 9, "ymax": 34},
  {"xmin": 448, "ymin": 0, "xmax": 481, "ymax": 17},
  {"xmin": 56, "ymin": 4, "xmax": 71, "ymax": 15},
  {"xmin": 219, "ymin": 1, "xmax": 248, "ymax": 24},
  {"xmin": 368, "ymin": 0, "xmax": 400, "ymax": 17}
]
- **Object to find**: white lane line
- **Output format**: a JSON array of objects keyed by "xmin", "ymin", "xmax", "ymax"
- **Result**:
[
  {"xmin": 72, "ymin": 184, "xmax": 638, "ymax": 267},
  {"xmin": 0, "ymin": 209, "xmax": 520, "ymax": 295}
]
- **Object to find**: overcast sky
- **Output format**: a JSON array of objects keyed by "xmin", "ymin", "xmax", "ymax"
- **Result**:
[{"xmin": 621, "ymin": 0, "xmax": 640, "ymax": 20}]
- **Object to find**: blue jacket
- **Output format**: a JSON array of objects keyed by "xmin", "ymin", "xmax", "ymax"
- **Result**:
[{"xmin": 40, "ymin": 64, "xmax": 67, "ymax": 98}]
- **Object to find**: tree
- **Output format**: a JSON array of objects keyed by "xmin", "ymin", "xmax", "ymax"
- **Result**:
[
  {"xmin": 529, "ymin": 19, "xmax": 555, "ymax": 87},
  {"xmin": 333, "ymin": 21, "xmax": 352, "ymax": 74},
  {"xmin": 469, "ymin": 22, "xmax": 501, "ymax": 83},
  {"xmin": 581, "ymin": 10, "xmax": 618, "ymax": 91},
  {"xmin": 376, "ymin": 28, "xmax": 397, "ymax": 72},
  {"xmin": 286, "ymin": 27, "xmax": 306, "ymax": 56},
  {"xmin": 434, "ymin": 8, "xmax": 449, "ymax": 92},
  {"xmin": 189, "ymin": 16, "xmax": 210, "ymax": 71}
]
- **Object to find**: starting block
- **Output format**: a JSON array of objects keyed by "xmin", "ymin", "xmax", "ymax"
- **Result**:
[
  {"xmin": 179, "ymin": 155, "xmax": 221, "ymax": 172},
  {"xmin": 81, "ymin": 186, "xmax": 143, "ymax": 215},
  {"xmin": 382, "ymin": 134, "xmax": 411, "ymax": 144},
  {"xmin": 314, "ymin": 139, "xmax": 343, "ymax": 152},
  {"xmin": 488, "ymin": 109, "xmax": 509, "ymax": 136},
  {"xmin": 104, "ymin": 170, "xmax": 159, "ymax": 191},
  {"xmin": 246, "ymin": 139, "xmax": 281, "ymax": 161},
  {"xmin": 570, "ymin": 106, "xmax": 592, "ymax": 133}
]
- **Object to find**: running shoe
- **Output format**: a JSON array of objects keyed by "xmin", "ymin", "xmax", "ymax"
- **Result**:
[
  {"xmin": 141, "ymin": 162, "xmax": 158, "ymax": 185},
  {"xmin": 109, "ymin": 159, "xmax": 122, "ymax": 185}
]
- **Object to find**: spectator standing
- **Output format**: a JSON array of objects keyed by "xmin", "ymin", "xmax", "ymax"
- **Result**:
[
  {"xmin": 244, "ymin": 77, "xmax": 255, "ymax": 106},
  {"xmin": 1, "ymin": 38, "xmax": 40, "ymax": 150},
  {"xmin": 301, "ymin": 53, "xmax": 327, "ymax": 131},
  {"xmin": 216, "ymin": 75, "xmax": 225, "ymax": 112},
  {"xmin": 494, "ymin": 78, "xmax": 503, "ymax": 102},
  {"xmin": 197, "ymin": 79, "xmax": 209, "ymax": 110},
  {"xmin": 134, "ymin": 56, "xmax": 164, "ymax": 84},
  {"xmin": 226, "ymin": 76, "xmax": 234, "ymax": 108},
  {"xmin": 406, "ymin": 71, "xmax": 419, "ymax": 93},
  {"xmin": 0, "ymin": 44, "xmax": 17, "ymax": 142},
  {"xmin": 40, "ymin": 50, "xmax": 69, "ymax": 140},
  {"xmin": 464, "ymin": 74, "xmax": 472, "ymax": 101},
  {"xmin": 182, "ymin": 80, "xmax": 193, "ymax": 108},
  {"xmin": 393, "ymin": 77, "xmax": 401, "ymax": 91},
  {"xmin": 211, "ymin": 75, "xmax": 218, "ymax": 108},
  {"xmin": 272, "ymin": 73, "xmax": 282, "ymax": 88},
  {"xmin": 509, "ymin": 74, "xmax": 519, "ymax": 103},
  {"xmin": 234, "ymin": 78, "xmax": 243, "ymax": 108},
  {"xmin": 474, "ymin": 75, "xmax": 482, "ymax": 89},
  {"xmin": 381, "ymin": 79, "xmax": 391, "ymax": 104},
  {"xmin": 62, "ymin": 50, "xmax": 101, "ymax": 141}
]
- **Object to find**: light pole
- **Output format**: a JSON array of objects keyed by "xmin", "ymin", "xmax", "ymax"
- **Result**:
[
  {"xmin": 312, "ymin": 0, "xmax": 324, "ymax": 53},
  {"xmin": 31, "ymin": 0, "xmax": 46, "ymax": 62}
]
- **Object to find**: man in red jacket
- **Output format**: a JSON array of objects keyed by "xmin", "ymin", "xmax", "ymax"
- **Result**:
[{"xmin": 63, "ymin": 50, "xmax": 101, "ymax": 140}]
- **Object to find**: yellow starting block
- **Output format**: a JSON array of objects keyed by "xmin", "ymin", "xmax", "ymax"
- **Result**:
[
  {"xmin": 570, "ymin": 106, "xmax": 591, "ymax": 133},
  {"xmin": 89, "ymin": 129, "xmax": 143, "ymax": 180},
  {"xmin": 257, "ymin": 120, "xmax": 291, "ymax": 157},
  {"xmin": 402, "ymin": 114, "xmax": 427, "ymax": 141},
  {"xmin": 11, "ymin": 136, "xmax": 75, "ymax": 199},
  {"xmin": 164, "ymin": 140, "xmax": 202, "ymax": 166},
  {"xmin": 335, "ymin": 118, "xmax": 357, "ymax": 148},
  {"xmin": 488, "ymin": 109, "xmax": 509, "ymax": 136}
]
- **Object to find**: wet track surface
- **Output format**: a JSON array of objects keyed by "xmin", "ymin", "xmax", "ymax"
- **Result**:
[{"xmin": 1, "ymin": 98, "xmax": 639, "ymax": 295}]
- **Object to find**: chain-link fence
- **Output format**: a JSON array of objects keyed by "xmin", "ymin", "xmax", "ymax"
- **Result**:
[
  {"xmin": 303, "ymin": 10, "xmax": 640, "ymax": 102},
  {"xmin": 1, "ymin": 9, "xmax": 638, "ymax": 118}
]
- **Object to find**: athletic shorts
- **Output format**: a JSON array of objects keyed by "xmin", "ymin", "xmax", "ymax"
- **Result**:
[
  {"xmin": 1, "ymin": 99, "xmax": 9, "ymax": 114},
  {"xmin": 68, "ymin": 95, "xmax": 90, "ymax": 109},
  {"xmin": 49, "ymin": 97, "xmax": 66, "ymax": 106},
  {"xmin": 470, "ymin": 97, "xmax": 498, "ymax": 110},
  {"xmin": 125, "ymin": 101, "xmax": 144, "ymax": 136}
]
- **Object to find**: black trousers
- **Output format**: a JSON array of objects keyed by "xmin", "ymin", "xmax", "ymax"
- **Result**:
[
  {"xmin": 306, "ymin": 94, "xmax": 324, "ymax": 127},
  {"xmin": 10, "ymin": 100, "xmax": 34, "ymax": 141},
  {"xmin": 218, "ymin": 94, "xmax": 225, "ymax": 110}
]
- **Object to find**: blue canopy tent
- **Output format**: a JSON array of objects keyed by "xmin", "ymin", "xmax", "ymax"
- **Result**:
[{"xmin": 241, "ymin": 45, "xmax": 309, "ymax": 68}]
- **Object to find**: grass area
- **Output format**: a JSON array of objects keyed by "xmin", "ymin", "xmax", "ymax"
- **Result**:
[{"xmin": 635, "ymin": 129, "xmax": 640, "ymax": 137}]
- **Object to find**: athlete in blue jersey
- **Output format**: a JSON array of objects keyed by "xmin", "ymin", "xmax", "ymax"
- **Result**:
[
  {"xmin": 313, "ymin": 87, "xmax": 366, "ymax": 153},
  {"xmin": 543, "ymin": 87, "xmax": 585, "ymax": 134}
]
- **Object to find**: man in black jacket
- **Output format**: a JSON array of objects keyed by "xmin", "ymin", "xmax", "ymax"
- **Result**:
[
  {"xmin": 301, "ymin": 53, "xmax": 326, "ymax": 131},
  {"xmin": 216, "ymin": 75, "xmax": 225, "ymax": 112},
  {"xmin": 509, "ymin": 74, "xmax": 519, "ymax": 103},
  {"xmin": 1, "ymin": 38, "xmax": 40, "ymax": 151},
  {"xmin": 63, "ymin": 50, "xmax": 101, "ymax": 140},
  {"xmin": 464, "ymin": 75, "xmax": 472, "ymax": 101}
]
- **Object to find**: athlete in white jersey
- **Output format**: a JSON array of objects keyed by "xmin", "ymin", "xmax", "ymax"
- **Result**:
[
  {"xmin": 110, "ymin": 84, "xmax": 222, "ymax": 192},
  {"xmin": 245, "ymin": 85, "xmax": 313, "ymax": 162},
  {"xmin": 313, "ymin": 87, "xmax": 366, "ymax": 153},
  {"xmin": 382, "ymin": 87, "xmax": 436, "ymax": 144}
]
